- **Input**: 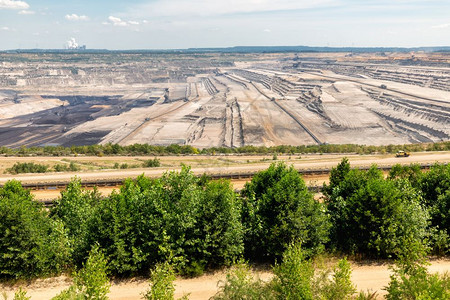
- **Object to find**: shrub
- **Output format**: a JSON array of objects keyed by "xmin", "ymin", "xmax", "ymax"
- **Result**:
[
  {"xmin": 74, "ymin": 245, "xmax": 110, "ymax": 300},
  {"xmin": 142, "ymin": 262, "xmax": 177, "ymax": 300},
  {"xmin": 214, "ymin": 243, "xmax": 358, "ymax": 300},
  {"xmin": 53, "ymin": 162, "xmax": 80, "ymax": 172},
  {"xmin": 212, "ymin": 262, "xmax": 273, "ymax": 300},
  {"xmin": 325, "ymin": 160, "xmax": 429, "ymax": 257},
  {"xmin": 6, "ymin": 162, "xmax": 48, "ymax": 174},
  {"xmin": 388, "ymin": 164, "xmax": 422, "ymax": 187},
  {"xmin": 0, "ymin": 180, "xmax": 70, "ymax": 279},
  {"xmin": 51, "ymin": 178, "xmax": 102, "ymax": 266},
  {"xmin": 385, "ymin": 239, "xmax": 450, "ymax": 299},
  {"xmin": 242, "ymin": 162, "xmax": 329, "ymax": 261},
  {"xmin": 195, "ymin": 180, "xmax": 244, "ymax": 269},
  {"xmin": 0, "ymin": 288, "xmax": 31, "ymax": 300},
  {"xmin": 52, "ymin": 245, "xmax": 110, "ymax": 300},
  {"xmin": 14, "ymin": 288, "xmax": 30, "ymax": 300},
  {"xmin": 89, "ymin": 167, "xmax": 243, "ymax": 276},
  {"xmin": 272, "ymin": 242, "xmax": 314, "ymax": 299},
  {"xmin": 418, "ymin": 164, "xmax": 450, "ymax": 254},
  {"xmin": 315, "ymin": 258, "xmax": 356, "ymax": 300},
  {"xmin": 143, "ymin": 158, "xmax": 161, "ymax": 168}
]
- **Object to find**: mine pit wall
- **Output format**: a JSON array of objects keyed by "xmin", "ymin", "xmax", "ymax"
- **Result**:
[
  {"xmin": 294, "ymin": 62, "xmax": 450, "ymax": 92},
  {"xmin": 1, "ymin": 53, "xmax": 449, "ymax": 148}
]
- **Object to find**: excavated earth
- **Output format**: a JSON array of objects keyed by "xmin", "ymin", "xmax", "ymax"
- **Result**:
[{"xmin": 0, "ymin": 52, "xmax": 449, "ymax": 148}]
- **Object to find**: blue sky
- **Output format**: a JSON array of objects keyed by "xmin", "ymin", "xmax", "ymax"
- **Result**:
[{"xmin": 0, "ymin": 0, "xmax": 449, "ymax": 50}]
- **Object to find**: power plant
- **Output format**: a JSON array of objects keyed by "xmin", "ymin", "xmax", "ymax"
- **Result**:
[{"xmin": 65, "ymin": 38, "xmax": 86, "ymax": 50}]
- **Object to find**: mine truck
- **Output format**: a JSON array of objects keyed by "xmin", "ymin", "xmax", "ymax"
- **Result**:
[{"xmin": 395, "ymin": 150, "xmax": 410, "ymax": 157}]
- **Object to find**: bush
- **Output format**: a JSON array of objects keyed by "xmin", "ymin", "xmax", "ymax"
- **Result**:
[
  {"xmin": 88, "ymin": 167, "xmax": 243, "ymax": 276},
  {"xmin": 272, "ymin": 242, "xmax": 314, "ymax": 299},
  {"xmin": 52, "ymin": 245, "xmax": 110, "ymax": 300},
  {"xmin": 418, "ymin": 164, "xmax": 450, "ymax": 254},
  {"xmin": 325, "ymin": 160, "xmax": 429, "ymax": 257},
  {"xmin": 212, "ymin": 262, "xmax": 273, "ymax": 300},
  {"xmin": 74, "ymin": 245, "xmax": 110, "ymax": 300},
  {"xmin": 0, "ymin": 180, "xmax": 70, "ymax": 279},
  {"xmin": 6, "ymin": 162, "xmax": 48, "ymax": 174},
  {"xmin": 0, "ymin": 288, "xmax": 31, "ymax": 300},
  {"xmin": 195, "ymin": 180, "xmax": 244, "ymax": 270},
  {"xmin": 242, "ymin": 162, "xmax": 330, "ymax": 261},
  {"xmin": 388, "ymin": 164, "xmax": 422, "ymax": 187},
  {"xmin": 53, "ymin": 162, "xmax": 80, "ymax": 172},
  {"xmin": 385, "ymin": 239, "xmax": 450, "ymax": 299},
  {"xmin": 315, "ymin": 258, "xmax": 356, "ymax": 300},
  {"xmin": 142, "ymin": 262, "xmax": 177, "ymax": 300},
  {"xmin": 143, "ymin": 158, "xmax": 161, "ymax": 168},
  {"xmin": 214, "ymin": 243, "xmax": 357, "ymax": 300},
  {"xmin": 51, "ymin": 178, "xmax": 102, "ymax": 266}
]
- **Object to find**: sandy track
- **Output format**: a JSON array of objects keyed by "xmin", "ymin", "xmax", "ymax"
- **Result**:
[
  {"xmin": 1, "ymin": 259, "xmax": 449, "ymax": 299},
  {"xmin": 0, "ymin": 152, "xmax": 448, "ymax": 186}
]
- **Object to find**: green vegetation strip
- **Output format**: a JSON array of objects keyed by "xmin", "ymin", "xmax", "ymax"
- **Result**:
[
  {"xmin": 0, "ymin": 161, "xmax": 449, "ymax": 299},
  {"xmin": 0, "ymin": 141, "xmax": 448, "ymax": 157}
]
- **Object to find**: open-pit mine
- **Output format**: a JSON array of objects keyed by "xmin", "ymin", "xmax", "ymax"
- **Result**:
[{"xmin": 0, "ymin": 51, "xmax": 449, "ymax": 148}]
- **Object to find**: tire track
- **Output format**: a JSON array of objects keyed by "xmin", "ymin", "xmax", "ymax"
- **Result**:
[
  {"xmin": 249, "ymin": 82, "xmax": 323, "ymax": 145},
  {"xmin": 116, "ymin": 100, "xmax": 192, "ymax": 145}
]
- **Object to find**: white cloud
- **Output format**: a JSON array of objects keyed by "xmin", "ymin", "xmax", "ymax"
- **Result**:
[
  {"xmin": 263, "ymin": 28, "xmax": 271, "ymax": 33},
  {"xmin": 107, "ymin": 16, "xmax": 128, "ymax": 26},
  {"xmin": 65, "ymin": 14, "xmax": 89, "ymax": 21},
  {"xmin": 1, "ymin": 26, "xmax": 10, "ymax": 31},
  {"xmin": 431, "ymin": 23, "xmax": 450, "ymax": 29},
  {"xmin": 18, "ymin": 9, "xmax": 34, "ymax": 14},
  {"xmin": 104, "ymin": 16, "xmax": 141, "ymax": 27},
  {"xmin": 0, "ymin": 0, "xmax": 29, "ymax": 10}
]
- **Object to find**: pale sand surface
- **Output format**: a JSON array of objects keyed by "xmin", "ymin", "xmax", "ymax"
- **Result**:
[{"xmin": 1, "ymin": 260, "xmax": 449, "ymax": 299}]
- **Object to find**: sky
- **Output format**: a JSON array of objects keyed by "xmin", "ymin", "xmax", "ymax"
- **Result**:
[{"xmin": 0, "ymin": 0, "xmax": 449, "ymax": 50}]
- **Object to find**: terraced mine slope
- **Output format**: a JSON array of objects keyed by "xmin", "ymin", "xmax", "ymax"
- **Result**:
[{"xmin": 0, "ymin": 51, "xmax": 449, "ymax": 147}]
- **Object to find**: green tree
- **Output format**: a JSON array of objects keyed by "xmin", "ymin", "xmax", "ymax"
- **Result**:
[
  {"xmin": 323, "ymin": 157, "xmax": 350, "ymax": 196},
  {"xmin": 326, "ymin": 160, "xmax": 429, "ymax": 257},
  {"xmin": 89, "ymin": 167, "xmax": 243, "ymax": 276},
  {"xmin": 242, "ymin": 162, "xmax": 330, "ymax": 261},
  {"xmin": 52, "ymin": 178, "xmax": 101, "ymax": 266},
  {"xmin": 195, "ymin": 180, "xmax": 244, "ymax": 269},
  {"xmin": 0, "ymin": 180, "xmax": 70, "ymax": 279},
  {"xmin": 417, "ymin": 164, "xmax": 450, "ymax": 253},
  {"xmin": 388, "ymin": 164, "xmax": 422, "ymax": 187},
  {"xmin": 143, "ymin": 158, "xmax": 161, "ymax": 168}
]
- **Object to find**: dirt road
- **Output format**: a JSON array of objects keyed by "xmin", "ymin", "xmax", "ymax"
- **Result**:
[
  {"xmin": 2, "ymin": 259, "xmax": 449, "ymax": 299},
  {"xmin": 0, "ymin": 152, "xmax": 448, "ymax": 187}
]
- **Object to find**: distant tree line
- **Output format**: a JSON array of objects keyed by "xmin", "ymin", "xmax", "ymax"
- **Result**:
[
  {"xmin": 0, "ymin": 161, "xmax": 449, "ymax": 297},
  {"xmin": 0, "ymin": 141, "xmax": 448, "ymax": 157}
]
